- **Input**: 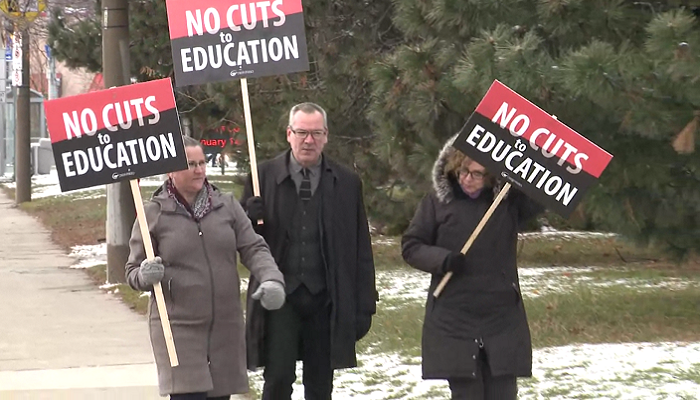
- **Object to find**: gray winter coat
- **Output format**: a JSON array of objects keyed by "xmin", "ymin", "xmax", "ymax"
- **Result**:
[
  {"xmin": 402, "ymin": 138, "xmax": 543, "ymax": 379},
  {"xmin": 126, "ymin": 183, "xmax": 284, "ymax": 397}
]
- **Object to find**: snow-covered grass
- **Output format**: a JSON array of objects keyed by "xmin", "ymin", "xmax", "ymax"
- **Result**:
[
  {"xmin": 6, "ymin": 168, "xmax": 700, "ymax": 399},
  {"xmin": 246, "ymin": 342, "xmax": 700, "ymax": 399},
  {"xmin": 69, "ymin": 242, "xmax": 700, "ymax": 398}
]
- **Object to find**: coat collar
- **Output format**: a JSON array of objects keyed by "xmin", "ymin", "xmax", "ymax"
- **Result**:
[{"xmin": 270, "ymin": 150, "xmax": 338, "ymax": 185}]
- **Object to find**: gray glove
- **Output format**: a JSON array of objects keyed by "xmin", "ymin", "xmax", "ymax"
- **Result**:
[
  {"xmin": 251, "ymin": 280, "xmax": 286, "ymax": 310},
  {"xmin": 138, "ymin": 256, "xmax": 165, "ymax": 286}
]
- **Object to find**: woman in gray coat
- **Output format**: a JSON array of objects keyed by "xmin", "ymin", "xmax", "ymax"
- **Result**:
[
  {"xmin": 126, "ymin": 136, "xmax": 286, "ymax": 400},
  {"xmin": 402, "ymin": 137, "xmax": 543, "ymax": 399}
]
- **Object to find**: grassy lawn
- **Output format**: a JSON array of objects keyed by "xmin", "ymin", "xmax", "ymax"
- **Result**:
[
  {"xmin": 4, "ymin": 179, "xmax": 700, "ymax": 358},
  {"xmin": 0, "ymin": 177, "xmax": 243, "ymax": 250}
]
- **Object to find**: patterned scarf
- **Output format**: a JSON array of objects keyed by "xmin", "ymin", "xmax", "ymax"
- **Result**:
[{"xmin": 165, "ymin": 178, "xmax": 213, "ymax": 220}]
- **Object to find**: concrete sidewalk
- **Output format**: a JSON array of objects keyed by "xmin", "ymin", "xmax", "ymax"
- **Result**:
[{"xmin": 0, "ymin": 191, "xmax": 156, "ymax": 399}]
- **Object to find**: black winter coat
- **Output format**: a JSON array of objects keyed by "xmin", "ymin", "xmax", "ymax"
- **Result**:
[
  {"xmin": 401, "ymin": 139, "xmax": 543, "ymax": 380},
  {"xmin": 241, "ymin": 150, "xmax": 377, "ymax": 370}
]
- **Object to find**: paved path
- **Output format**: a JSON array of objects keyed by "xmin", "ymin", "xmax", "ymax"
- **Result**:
[{"xmin": 0, "ymin": 191, "xmax": 248, "ymax": 399}]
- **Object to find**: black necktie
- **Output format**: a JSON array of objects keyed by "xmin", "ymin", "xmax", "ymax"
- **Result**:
[{"xmin": 300, "ymin": 168, "xmax": 312, "ymax": 203}]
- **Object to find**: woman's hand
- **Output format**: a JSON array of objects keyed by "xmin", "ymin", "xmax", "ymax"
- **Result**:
[
  {"xmin": 138, "ymin": 256, "xmax": 165, "ymax": 285},
  {"xmin": 252, "ymin": 280, "xmax": 286, "ymax": 310}
]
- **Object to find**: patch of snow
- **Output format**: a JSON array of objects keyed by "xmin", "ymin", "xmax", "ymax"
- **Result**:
[
  {"xmin": 519, "ymin": 230, "xmax": 617, "ymax": 241},
  {"xmin": 69, "ymin": 244, "xmax": 106, "ymax": 269},
  {"xmin": 248, "ymin": 342, "xmax": 700, "ymax": 399}
]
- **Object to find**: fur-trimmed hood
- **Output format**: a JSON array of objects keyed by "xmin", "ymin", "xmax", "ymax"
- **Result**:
[
  {"xmin": 432, "ymin": 133, "xmax": 503, "ymax": 204},
  {"xmin": 432, "ymin": 133, "xmax": 462, "ymax": 204}
]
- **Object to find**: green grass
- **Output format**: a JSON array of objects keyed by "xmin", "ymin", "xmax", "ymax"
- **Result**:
[
  {"xmin": 357, "ymin": 296, "xmax": 424, "ymax": 357},
  {"xmin": 516, "ymin": 234, "xmax": 667, "ymax": 267},
  {"xmin": 6, "ymin": 177, "xmax": 700, "ymax": 381},
  {"xmin": 526, "ymin": 284, "xmax": 700, "ymax": 348},
  {"xmin": 676, "ymin": 364, "xmax": 700, "ymax": 385}
]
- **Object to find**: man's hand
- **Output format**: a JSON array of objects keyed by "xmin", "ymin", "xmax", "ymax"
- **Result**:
[{"xmin": 245, "ymin": 196, "xmax": 264, "ymax": 222}]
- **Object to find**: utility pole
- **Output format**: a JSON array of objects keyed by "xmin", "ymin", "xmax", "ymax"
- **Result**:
[
  {"xmin": 14, "ymin": 23, "xmax": 29, "ymax": 203},
  {"xmin": 103, "ymin": 0, "xmax": 135, "ymax": 284}
]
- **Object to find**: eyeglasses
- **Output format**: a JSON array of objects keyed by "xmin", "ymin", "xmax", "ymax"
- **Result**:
[
  {"xmin": 459, "ymin": 169, "xmax": 486, "ymax": 181},
  {"xmin": 187, "ymin": 160, "xmax": 207, "ymax": 170},
  {"xmin": 289, "ymin": 127, "xmax": 326, "ymax": 139}
]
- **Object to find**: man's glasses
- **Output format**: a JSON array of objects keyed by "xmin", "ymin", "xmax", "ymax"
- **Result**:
[
  {"xmin": 289, "ymin": 127, "xmax": 326, "ymax": 139},
  {"xmin": 459, "ymin": 169, "xmax": 486, "ymax": 181},
  {"xmin": 187, "ymin": 160, "xmax": 207, "ymax": 170}
]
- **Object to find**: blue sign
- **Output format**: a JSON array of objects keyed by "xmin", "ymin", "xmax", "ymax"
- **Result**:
[{"xmin": 5, "ymin": 37, "xmax": 11, "ymax": 61}]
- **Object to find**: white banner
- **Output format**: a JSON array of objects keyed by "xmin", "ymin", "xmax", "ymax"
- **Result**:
[{"xmin": 11, "ymin": 31, "xmax": 21, "ymax": 87}]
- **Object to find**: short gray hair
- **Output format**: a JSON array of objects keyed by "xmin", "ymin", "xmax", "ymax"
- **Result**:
[
  {"xmin": 182, "ymin": 135, "xmax": 202, "ymax": 149},
  {"xmin": 288, "ymin": 102, "xmax": 328, "ymax": 129}
]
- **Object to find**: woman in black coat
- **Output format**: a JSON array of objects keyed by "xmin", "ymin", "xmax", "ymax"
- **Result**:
[{"xmin": 401, "ymin": 137, "xmax": 543, "ymax": 399}]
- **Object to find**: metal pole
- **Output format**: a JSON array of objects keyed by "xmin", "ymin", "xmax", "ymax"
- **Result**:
[
  {"xmin": 102, "ymin": 0, "xmax": 135, "ymax": 284},
  {"xmin": 14, "ymin": 25, "xmax": 30, "ymax": 203},
  {"xmin": 0, "ymin": 52, "xmax": 6, "ymax": 177}
]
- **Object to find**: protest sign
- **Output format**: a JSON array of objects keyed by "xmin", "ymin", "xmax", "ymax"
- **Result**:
[
  {"xmin": 165, "ymin": 0, "xmax": 309, "ymax": 87},
  {"xmin": 44, "ymin": 77, "xmax": 185, "ymax": 366},
  {"xmin": 435, "ymin": 80, "xmax": 613, "ymax": 298},
  {"xmin": 44, "ymin": 78, "xmax": 187, "ymax": 192},
  {"xmin": 453, "ymin": 80, "xmax": 613, "ymax": 218}
]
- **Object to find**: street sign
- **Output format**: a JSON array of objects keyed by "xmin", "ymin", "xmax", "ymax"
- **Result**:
[
  {"xmin": 0, "ymin": 0, "xmax": 46, "ymax": 21},
  {"xmin": 4, "ymin": 36, "xmax": 11, "ymax": 61},
  {"xmin": 11, "ymin": 31, "xmax": 21, "ymax": 86}
]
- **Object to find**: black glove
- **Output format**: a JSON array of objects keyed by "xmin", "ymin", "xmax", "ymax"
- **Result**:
[
  {"xmin": 441, "ymin": 252, "xmax": 468, "ymax": 275},
  {"xmin": 245, "ymin": 196, "xmax": 264, "ymax": 222},
  {"xmin": 356, "ymin": 314, "xmax": 372, "ymax": 341}
]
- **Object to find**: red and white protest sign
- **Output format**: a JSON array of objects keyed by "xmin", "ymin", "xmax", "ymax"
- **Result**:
[
  {"xmin": 453, "ymin": 80, "xmax": 613, "ymax": 217},
  {"xmin": 165, "ymin": 0, "xmax": 309, "ymax": 87},
  {"xmin": 44, "ymin": 78, "xmax": 188, "ymax": 192}
]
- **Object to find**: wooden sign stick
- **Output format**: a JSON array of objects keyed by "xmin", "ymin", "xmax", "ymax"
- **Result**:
[
  {"xmin": 129, "ymin": 180, "xmax": 179, "ymax": 367},
  {"xmin": 433, "ymin": 182, "xmax": 512, "ymax": 298},
  {"xmin": 240, "ymin": 78, "xmax": 263, "ymax": 224}
]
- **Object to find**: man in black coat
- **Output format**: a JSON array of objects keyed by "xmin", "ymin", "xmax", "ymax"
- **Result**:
[{"xmin": 241, "ymin": 102, "xmax": 377, "ymax": 400}]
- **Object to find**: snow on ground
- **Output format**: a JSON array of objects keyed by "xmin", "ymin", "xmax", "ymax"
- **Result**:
[
  {"xmin": 67, "ymin": 242, "xmax": 700, "ymax": 398},
  {"xmin": 522, "ymin": 342, "xmax": 700, "ymax": 399},
  {"xmin": 69, "ymin": 244, "xmax": 107, "ymax": 269},
  {"xmin": 10, "ymin": 170, "xmax": 700, "ymax": 398},
  {"xmin": 376, "ymin": 265, "xmax": 700, "ymax": 305},
  {"xmin": 247, "ymin": 342, "xmax": 700, "ymax": 399}
]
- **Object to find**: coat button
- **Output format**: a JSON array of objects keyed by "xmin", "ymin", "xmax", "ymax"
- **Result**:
[
  {"xmin": 472, "ymin": 372, "xmax": 476, "ymax": 376},
  {"xmin": 472, "ymin": 355, "xmax": 477, "ymax": 359}
]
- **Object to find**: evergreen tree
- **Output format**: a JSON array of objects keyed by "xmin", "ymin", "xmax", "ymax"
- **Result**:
[
  {"xmin": 369, "ymin": 0, "xmax": 700, "ymax": 256},
  {"xmin": 47, "ymin": 0, "xmax": 399, "ymax": 223}
]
